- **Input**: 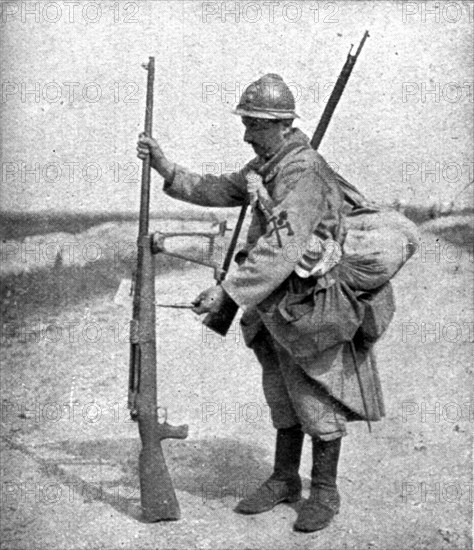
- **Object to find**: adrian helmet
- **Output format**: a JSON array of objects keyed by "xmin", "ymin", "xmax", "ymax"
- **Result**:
[{"xmin": 233, "ymin": 74, "xmax": 299, "ymax": 120}]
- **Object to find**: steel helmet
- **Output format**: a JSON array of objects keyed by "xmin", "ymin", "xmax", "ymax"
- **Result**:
[{"xmin": 233, "ymin": 74, "xmax": 299, "ymax": 120}]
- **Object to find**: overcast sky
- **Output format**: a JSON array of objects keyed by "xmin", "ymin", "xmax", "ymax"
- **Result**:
[{"xmin": 1, "ymin": 0, "xmax": 473, "ymax": 212}]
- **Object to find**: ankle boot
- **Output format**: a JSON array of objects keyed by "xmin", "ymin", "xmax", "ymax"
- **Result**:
[
  {"xmin": 294, "ymin": 437, "xmax": 341, "ymax": 532},
  {"xmin": 235, "ymin": 425, "xmax": 304, "ymax": 514}
]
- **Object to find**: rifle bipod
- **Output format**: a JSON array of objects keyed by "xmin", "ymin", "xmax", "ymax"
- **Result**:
[{"xmin": 151, "ymin": 219, "xmax": 231, "ymax": 282}]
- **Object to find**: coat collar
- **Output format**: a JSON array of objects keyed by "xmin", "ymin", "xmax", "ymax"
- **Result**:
[{"xmin": 249, "ymin": 128, "xmax": 310, "ymax": 182}]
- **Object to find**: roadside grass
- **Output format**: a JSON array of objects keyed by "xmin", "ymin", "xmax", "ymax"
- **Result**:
[
  {"xmin": 399, "ymin": 204, "xmax": 473, "ymax": 226},
  {"xmin": 426, "ymin": 222, "xmax": 474, "ymax": 250}
]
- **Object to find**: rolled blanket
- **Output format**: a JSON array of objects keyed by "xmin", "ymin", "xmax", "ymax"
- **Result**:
[
  {"xmin": 295, "ymin": 206, "xmax": 420, "ymax": 290},
  {"xmin": 339, "ymin": 207, "xmax": 420, "ymax": 290}
]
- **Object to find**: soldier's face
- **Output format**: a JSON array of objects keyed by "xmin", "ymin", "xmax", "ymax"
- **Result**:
[{"xmin": 242, "ymin": 117, "xmax": 289, "ymax": 158}]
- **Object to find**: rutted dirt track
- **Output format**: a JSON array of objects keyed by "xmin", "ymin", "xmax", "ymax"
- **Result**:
[{"xmin": 1, "ymin": 222, "xmax": 472, "ymax": 550}]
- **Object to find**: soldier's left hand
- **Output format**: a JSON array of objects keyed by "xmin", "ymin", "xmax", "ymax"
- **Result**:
[{"xmin": 192, "ymin": 285, "xmax": 226, "ymax": 314}]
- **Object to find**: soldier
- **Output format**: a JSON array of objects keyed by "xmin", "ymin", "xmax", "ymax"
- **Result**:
[{"xmin": 137, "ymin": 73, "xmax": 385, "ymax": 532}]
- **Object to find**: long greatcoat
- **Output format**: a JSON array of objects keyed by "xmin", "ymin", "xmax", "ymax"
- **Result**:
[{"xmin": 164, "ymin": 128, "xmax": 385, "ymax": 421}]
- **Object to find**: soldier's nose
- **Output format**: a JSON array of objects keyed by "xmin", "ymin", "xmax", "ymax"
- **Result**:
[{"xmin": 244, "ymin": 129, "xmax": 252, "ymax": 143}]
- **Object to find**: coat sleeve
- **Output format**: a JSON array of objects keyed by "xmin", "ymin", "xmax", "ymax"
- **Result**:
[
  {"xmin": 222, "ymin": 158, "xmax": 327, "ymax": 309},
  {"xmin": 163, "ymin": 162, "xmax": 250, "ymax": 207}
]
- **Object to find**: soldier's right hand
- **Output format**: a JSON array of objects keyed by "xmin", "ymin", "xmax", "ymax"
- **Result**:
[
  {"xmin": 137, "ymin": 133, "xmax": 165, "ymax": 162},
  {"xmin": 136, "ymin": 133, "xmax": 175, "ymax": 180}
]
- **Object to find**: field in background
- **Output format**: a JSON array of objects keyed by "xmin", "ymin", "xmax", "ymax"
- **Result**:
[
  {"xmin": 2, "ymin": 203, "xmax": 473, "ymax": 240},
  {"xmin": 0, "ymin": 208, "xmax": 225, "ymax": 241}
]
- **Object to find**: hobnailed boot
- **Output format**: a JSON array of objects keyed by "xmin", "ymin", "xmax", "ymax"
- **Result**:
[
  {"xmin": 235, "ymin": 425, "xmax": 304, "ymax": 514},
  {"xmin": 294, "ymin": 437, "xmax": 341, "ymax": 532}
]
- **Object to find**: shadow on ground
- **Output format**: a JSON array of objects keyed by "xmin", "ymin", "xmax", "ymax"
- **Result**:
[{"xmin": 7, "ymin": 436, "xmax": 272, "ymax": 523}]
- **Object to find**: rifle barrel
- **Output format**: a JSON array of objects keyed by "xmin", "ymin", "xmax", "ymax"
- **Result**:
[
  {"xmin": 129, "ymin": 57, "xmax": 156, "ymax": 417},
  {"xmin": 138, "ymin": 57, "xmax": 155, "ymax": 238},
  {"xmin": 310, "ymin": 31, "xmax": 369, "ymax": 150},
  {"xmin": 220, "ymin": 203, "xmax": 248, "ymax": 278}
]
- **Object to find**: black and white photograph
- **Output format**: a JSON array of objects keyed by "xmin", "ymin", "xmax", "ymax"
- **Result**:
[{"xmin": 0, "ymin": 1, "xmax": 472, "ymax": 548}]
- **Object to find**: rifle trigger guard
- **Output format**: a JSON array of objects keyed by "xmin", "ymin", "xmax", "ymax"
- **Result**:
[{"xmin": 157, "ymin": 406, "xmax": 168, "ymax": 423}]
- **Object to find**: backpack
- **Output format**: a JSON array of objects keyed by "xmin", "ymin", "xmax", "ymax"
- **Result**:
[{"xmin": 260, "ymin": 176, "xmax": 420, "ymax": 356}]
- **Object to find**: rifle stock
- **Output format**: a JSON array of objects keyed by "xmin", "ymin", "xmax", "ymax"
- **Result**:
[
  {"xmin": 129, "ymin": 57, "xmax": 188, "ymax": 523},
  {"xmin": 204, "ymin": 31, "xmax": 370, "ymax": 336}
]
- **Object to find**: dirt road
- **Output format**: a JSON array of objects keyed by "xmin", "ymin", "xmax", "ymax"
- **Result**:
[{"xmin": 1, "ymin": 222, "xmax": 472, "ymax": 550}]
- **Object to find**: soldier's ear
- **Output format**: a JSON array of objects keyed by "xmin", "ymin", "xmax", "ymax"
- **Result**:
[{"xmin": 280, "ymin": 120, "xmax": 293, "ymax": 137}]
